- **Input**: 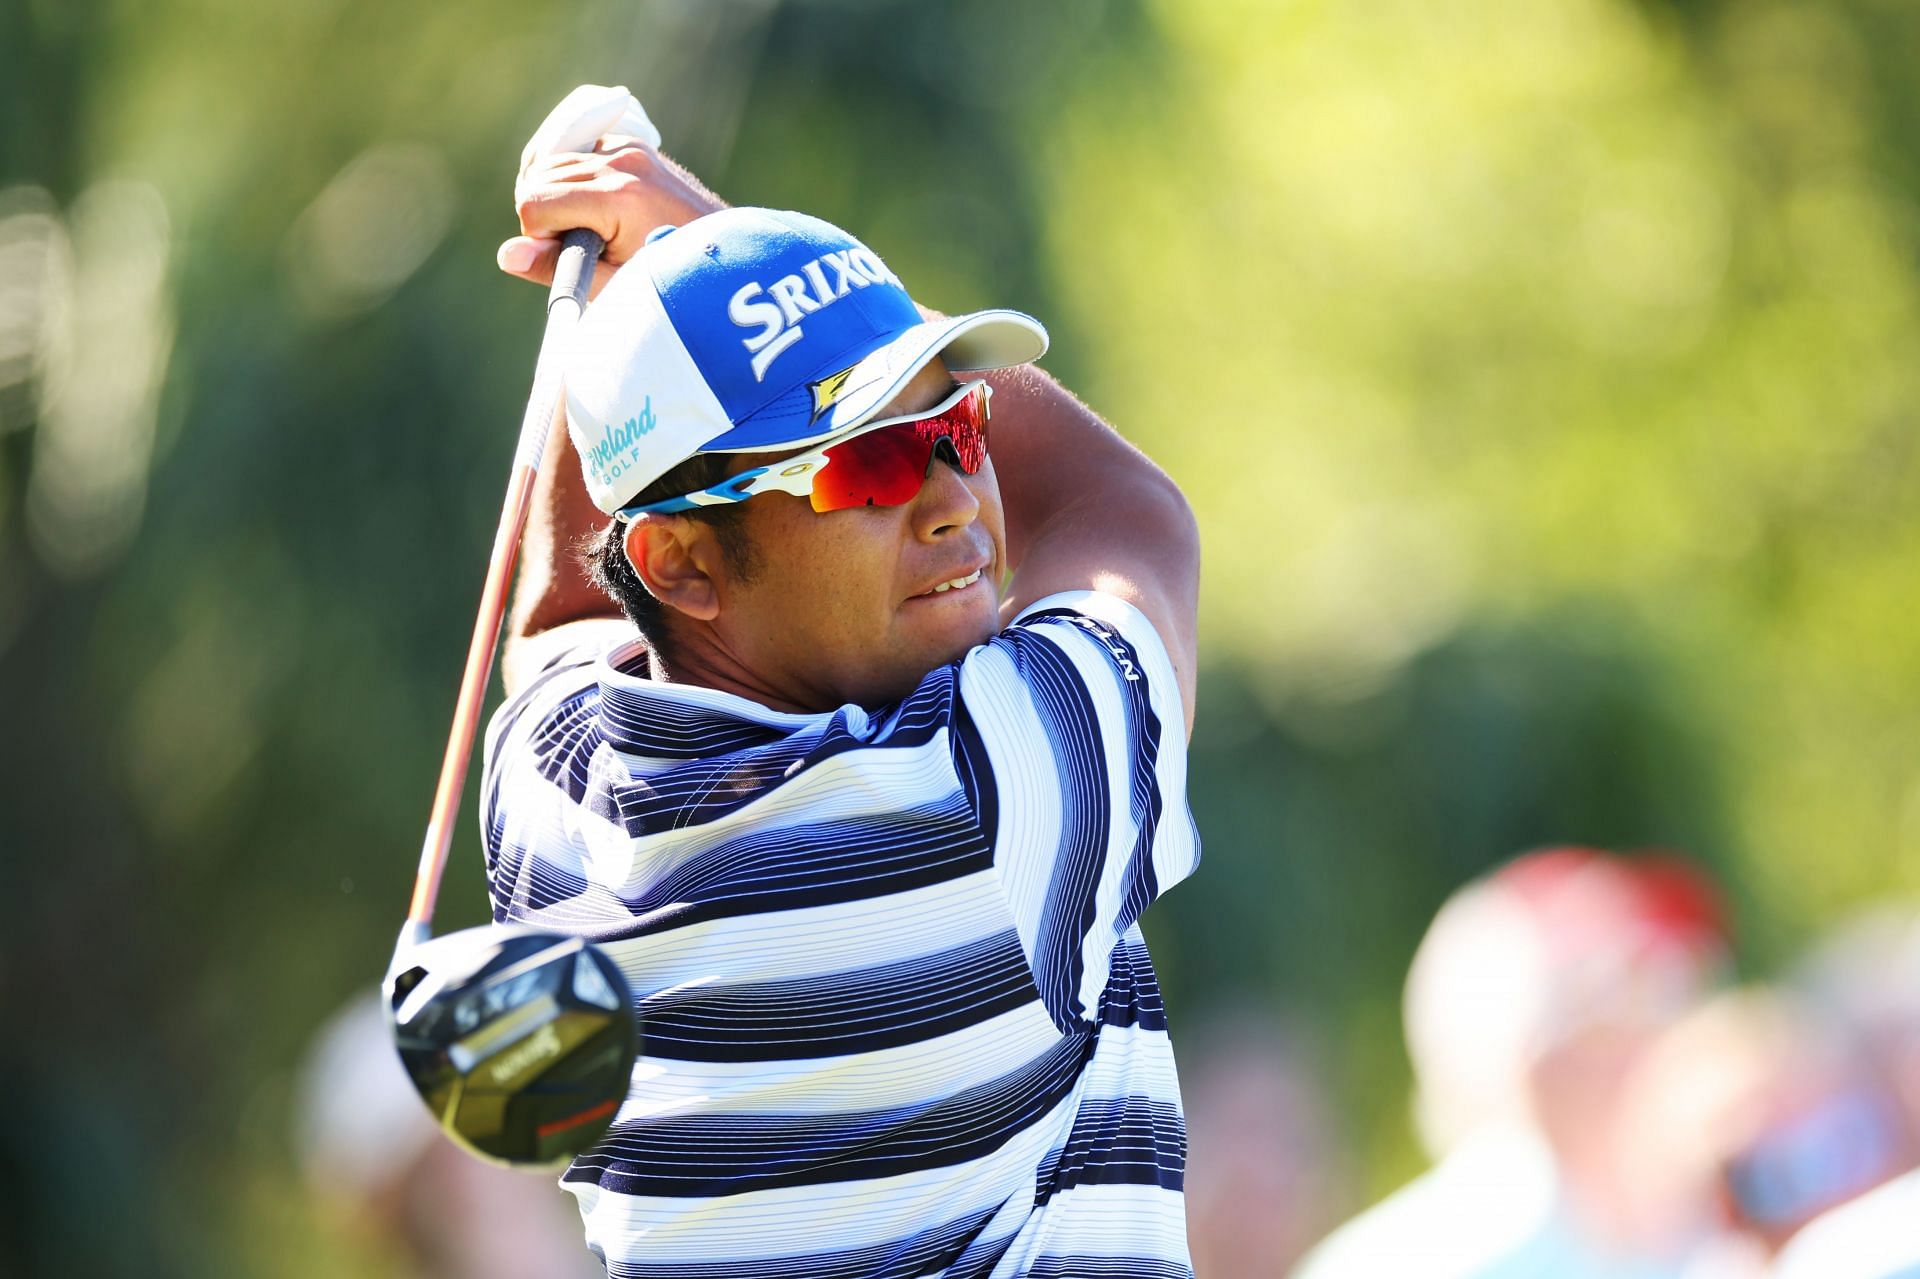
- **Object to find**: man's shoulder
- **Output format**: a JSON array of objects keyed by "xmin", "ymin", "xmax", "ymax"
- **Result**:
[
  {"xmin": 955, "ymin": 589, "xmax": 1182, "ymax": 739},
  {"xmin": 975, "ymin": 590, "xmax": 1172, "ymax": 688},
  {"xmin": 501, "ymin": 617, "xmax": 636, "ymax": 702},
  {"xmin": 1003, "ymin": 589, "xmax": 1164, "ymax": 649},
  {"xmin": 487, "ymin": 619, "xmax": 632, "ymax": 769}
]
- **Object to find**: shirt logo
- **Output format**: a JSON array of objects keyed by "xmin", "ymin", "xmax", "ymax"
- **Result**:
[
  {"xmin": 1065, "ymin": 615, "xmax": 1141, "ymax": 681},
  {"xmin": 728, "ymin": 247, "xmax": 903, "ymax": 383}
]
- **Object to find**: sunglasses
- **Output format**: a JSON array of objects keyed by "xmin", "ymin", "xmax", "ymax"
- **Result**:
[{"xmin": 618, "ymin": 380, "xmax": 991, "ymax": 519}]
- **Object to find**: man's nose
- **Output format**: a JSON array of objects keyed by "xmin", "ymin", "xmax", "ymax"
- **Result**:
[{"xmin": 913, "ymin": 446, "xmax": 981, "ymax": 539}]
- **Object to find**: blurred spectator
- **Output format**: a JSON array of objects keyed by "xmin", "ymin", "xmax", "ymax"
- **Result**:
[
  {"xmin": 1292, "ymin": 847, "xmax": 1727, "ymax": 1279},
  {"xmin": 1613, "ymin": 987, "xmax": 1907, "ymax": 1277},
  {"xmin": 295, "ymin": 992, "xmax": 603, "ymax": 1279},
  {"xmin": 1794, "ymin": 906, "xmax": 1920, "ymax": 1149},
  {"xmin": 1765, "ymin": 907, "xmax": 1920, "ymax": 1279},
  {"xmin": 1182, "ymin": 1012, "xmax": 1352, "ymax": 1276}
]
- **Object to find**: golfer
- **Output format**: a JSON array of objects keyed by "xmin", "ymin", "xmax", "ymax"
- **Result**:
[{"xmin": 484, "ymin": 104, "xmax": 1202, "ymax": 1277}]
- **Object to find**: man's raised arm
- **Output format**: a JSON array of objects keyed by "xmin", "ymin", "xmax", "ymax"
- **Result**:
[
  {"xmin": 983, "ymin": 363, "xmax": 1200, "ymax": 735},
  {"xmin": 497, "ymin": 142, "xmax": 723, "ymax": 694}
]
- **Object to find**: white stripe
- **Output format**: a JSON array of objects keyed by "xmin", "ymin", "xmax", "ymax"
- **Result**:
[
  {"xmin": 1077, "ymin": 1022, "xmax": 1185, "ymax": 1102},
  {"xmin": 961, "ymin": 642, "xmax": 1064, "ymax": 966},
  {"xmin": 994, "ymin": 1185, "xmax": 1191, "ymax": 1275},
  {"xmin": 528, "ymin": 732, "xmax": 966, "ymax": 901},
  {"xmin": 612, "ymin": 1000, "xmax": 1063, "ymax": 1119},
  {"xmin": 590, "ymin": 874, "xmax": 1011, "ymax": 993},
  {"xmin": 574, "ymin": 1097, "xmax": 1068, "ymax": 1262}
]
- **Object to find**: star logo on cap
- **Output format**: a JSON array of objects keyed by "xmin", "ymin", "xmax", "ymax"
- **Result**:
[{"xmin": 809, "ymin": 366, "xmax": 858, "ymax": 422}]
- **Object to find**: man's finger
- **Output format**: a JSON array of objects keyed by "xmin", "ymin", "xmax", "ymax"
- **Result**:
[
  {"xmin": 498, "ymin": 235, "xmax": 551, "ymax": 276},
  {"xmin": 497, "ymin": 236, "xmax": 619, "ymax": 299},
  {"xmin": 516, "ymin": 184, "xmax": 647, "ymax": 253}
]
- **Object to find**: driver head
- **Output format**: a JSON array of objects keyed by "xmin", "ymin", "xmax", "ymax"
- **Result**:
[{"xmin": 385, "ymin": 924, "xmax": 638, "ymax": 1166}]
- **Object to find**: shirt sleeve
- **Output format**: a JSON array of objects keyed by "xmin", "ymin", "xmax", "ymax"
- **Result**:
[
  {"xmin": 478, "ymin": 619, "xmax": 634, "ymax": 924},
  {"xmin": 951, "ymin": 590, "xmax": 1201, "ymax": 1030}
]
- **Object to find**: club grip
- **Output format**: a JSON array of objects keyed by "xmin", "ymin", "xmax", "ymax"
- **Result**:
[{"xmin": 549, "ymin": 228, "xmax": 605, "ymax": 312}]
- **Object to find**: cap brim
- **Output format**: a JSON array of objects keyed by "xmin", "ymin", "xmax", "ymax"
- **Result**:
[{"xmin": 700, "ymin": 309, "xmax": 1048, "ymax": 453}]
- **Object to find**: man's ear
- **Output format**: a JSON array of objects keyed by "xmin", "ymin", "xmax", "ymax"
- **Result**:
[{"xmin": 624, "ymin": 516, "xmax": 722, "ymax": 622}]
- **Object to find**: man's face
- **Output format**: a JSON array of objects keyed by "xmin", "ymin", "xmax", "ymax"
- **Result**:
[{"xmin": 703, "ymin": 359, "xmax": 1007, "ymax": 710}]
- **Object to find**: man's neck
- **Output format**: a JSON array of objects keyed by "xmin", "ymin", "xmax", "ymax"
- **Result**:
[{"xmin": 646, "ymin": 627, "xmax": 825, "ymax": 716}]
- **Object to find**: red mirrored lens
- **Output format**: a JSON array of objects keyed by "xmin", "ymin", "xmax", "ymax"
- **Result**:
[
  {"xmin": 809, "ymin": 386, "xmax": 989, "ymax": 512},
  {"xmin": 812, "ymin": 427, "xmax": 932, "ymax": 511}
]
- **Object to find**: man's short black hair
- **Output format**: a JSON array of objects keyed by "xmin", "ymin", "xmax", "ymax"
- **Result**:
[{"xmin": 585, "ymin": 452, "xmax": 759, "ymax": 659}]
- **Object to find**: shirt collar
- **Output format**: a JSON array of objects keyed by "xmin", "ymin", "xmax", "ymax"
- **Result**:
[{"xmin": 595, "ymin": 635, "xmax": 827, "ymax": 755}]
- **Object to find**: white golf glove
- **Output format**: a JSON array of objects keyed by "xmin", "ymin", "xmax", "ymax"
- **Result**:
[{"xmin": 516, "ymin": 84, "xmax": 662, "ymax": 206}]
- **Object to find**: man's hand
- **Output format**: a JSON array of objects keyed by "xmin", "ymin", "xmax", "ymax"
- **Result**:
[{"xmin": 498, "ymin": 140, "xmax": 726, "ymax": 298}]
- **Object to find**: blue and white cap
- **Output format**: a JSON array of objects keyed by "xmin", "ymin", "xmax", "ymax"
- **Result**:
[{"xmin": 564, "ymin": 207, "xmax": 1049, "ymax": 515}]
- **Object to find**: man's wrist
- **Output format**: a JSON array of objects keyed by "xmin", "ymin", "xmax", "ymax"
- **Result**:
[{"xmin": 654, "ymin": 153, "xmax": 728, "ymax": 225}]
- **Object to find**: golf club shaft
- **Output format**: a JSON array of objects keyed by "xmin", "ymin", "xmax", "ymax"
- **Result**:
[{"xmin": 406, "ymin": 230, "xmax": 605, "ymax": 935}]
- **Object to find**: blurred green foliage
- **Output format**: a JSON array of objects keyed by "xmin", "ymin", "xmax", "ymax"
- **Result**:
[{"xmin": 3, "ymin": 0, "xmax": 1918, "ymax": 1273}]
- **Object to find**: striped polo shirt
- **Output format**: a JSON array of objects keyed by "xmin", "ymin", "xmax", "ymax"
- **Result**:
[{"xmin": 480, "ymin": 590, "xmax": 1201, "ymax": 1278}]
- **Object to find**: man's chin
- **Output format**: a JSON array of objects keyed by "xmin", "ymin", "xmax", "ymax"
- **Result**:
[
  {"xmin": 852, "ymin": 610, "xmax": 998, "ymax": 707},
  {"xmin": 926, "ymin": 602, "xmax": 1001, "ymax": 666}
]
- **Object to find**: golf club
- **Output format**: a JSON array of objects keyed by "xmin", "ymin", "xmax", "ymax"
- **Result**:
[{"xmin": 383, "ymin": 228, "xmax": 640, "ymax": 1168}]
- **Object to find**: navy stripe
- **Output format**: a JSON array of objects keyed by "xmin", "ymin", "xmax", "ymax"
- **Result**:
[
  {"xmin": 589, "ymin": 678, "xmax": 954, "ymax": 818},
  {"xmin": 528, "ymin": 690, "xmax": 608, "ymax": 795},
  {"xmin": 483, "ymin": 685, "xmax": 596, "ymax": 916},
  {"xmin": 638, "ymin": 929, "xmax": 1037, "ymax": 1062},
  {"xmin": 1014, "ymin": 631, "xmax": 1111, "ymax": 1028},
  {"xmin": 598, "ymin": 717, "xmax": 948, "ymax": 839},
  {"xmin": 1026, "ymin": 1260, "xmax": 1192, "ymax": 1279},
  {"xmin": 484, "ymin": 788, "xmax": 591, "ymax": 919},
  {"xmin": 1095, "ymin": 938, "xmax": 1167, "ymax": 1032},
  {"xmin": 615, "ymin": 801, "xmax": 992, "ymax": 928},
  {"xmin": 603, "ymin": 1203, "xmax": 1000, "ymax": 1279},
  {"xmin": 1104, "ymin": 616, "xmax": 1169, "ymax": 943},
  {"xmin": 600, "ymin": 693, "xmax": 793, "ymax": 759},
  {"xmin": 484, "ymin": 643, "xmax": 604, "ymax": 762},
  {"xmin": 1034, "ymin": 1097, "xmax": 1186, "ymax": 1205},
  {"xmin": 489, "ymin": 797, "xmax": 993, "ymax": 941},
  {"xmin": 566, "ymin": 1030, "xmax": 1095, "ymax": 1198},
  {"xmin": 943, "ymin": 1230, "xmax": 1019, "ymax": 1279},
  {"xmin": 948, "ymin": 676, "xmax": 996, "ymax": 834}
]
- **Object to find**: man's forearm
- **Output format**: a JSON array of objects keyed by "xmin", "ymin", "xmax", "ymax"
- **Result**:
[
  {"xmin": 983, "ymin": 360, "xmax": 1201, "ymax": 727},
  {"xmin": 503, "ymin": 147, "xmax": 728, "ymax": 652},
  {"xmin": 507, "ymin": 395, "xmax": 619, "ymax": 645},
  {"xmin": 983, "ymin": 362, "xmax": 1192, "ymax": 574}
]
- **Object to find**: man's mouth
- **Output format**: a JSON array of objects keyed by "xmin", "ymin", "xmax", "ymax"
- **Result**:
[{"xmin": 913, "ymin": 569, "xmax": 983, "ymax": 599}]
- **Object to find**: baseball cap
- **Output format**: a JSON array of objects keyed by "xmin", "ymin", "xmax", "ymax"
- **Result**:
[{"xmin": 563, "ymin": 206, "xmax": 1049, "ymax": 515}]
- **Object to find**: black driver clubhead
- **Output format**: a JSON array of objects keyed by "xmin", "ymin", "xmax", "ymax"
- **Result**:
[{"xmin": 385, "ymin": 924, "xmax": 638, "ymax": 1167}]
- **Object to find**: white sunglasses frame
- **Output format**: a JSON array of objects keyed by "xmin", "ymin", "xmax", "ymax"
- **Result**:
[{"xmin": 616, "ymin": 379, "xmax": 992, "ymax": 520}]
